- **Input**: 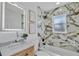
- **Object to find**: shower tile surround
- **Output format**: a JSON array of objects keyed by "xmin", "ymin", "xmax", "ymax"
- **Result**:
[{"xmin": 37, "ymin": 2, "xmax": 79, "ymax": 53}]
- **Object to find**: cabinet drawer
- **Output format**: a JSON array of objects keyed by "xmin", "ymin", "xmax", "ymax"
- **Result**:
[
  {"xmin": 12, "ymin": 46, "xmax": 34, "ymax": 56},
  {"xmin": 12, "ymin": 49, "xmax": 26, "ymax": 56},
  {"xmin": 25, "ymin": 46, "xmax": 34, "ymax": 56}
]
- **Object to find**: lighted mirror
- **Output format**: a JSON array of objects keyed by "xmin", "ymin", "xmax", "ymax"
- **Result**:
[
  {"xmin": 2, "ymin": 2, "xmax": 25, "ymax": 31},
  {"xmin": 53, "ymin": 15, "xmax": 67, "ymax": 33}
]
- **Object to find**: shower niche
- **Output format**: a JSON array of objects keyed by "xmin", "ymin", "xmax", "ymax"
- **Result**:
[{"xmin": 2, "ymin": 2, "xmax": 25, "ymax": 31}]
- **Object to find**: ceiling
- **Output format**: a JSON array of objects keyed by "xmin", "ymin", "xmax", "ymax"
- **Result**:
[{"xmin": 15, "ymin": 2, "xmax": 69, "ymax": 11}]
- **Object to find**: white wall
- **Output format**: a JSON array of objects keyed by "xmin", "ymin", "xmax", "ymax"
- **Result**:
[
  {"xmin": 0, "ymin": 2, "xmax": 2, "ymax": 31},
  {"xmin": 0, "ymin": 32, "xmax": 17, "ymax": 43}
]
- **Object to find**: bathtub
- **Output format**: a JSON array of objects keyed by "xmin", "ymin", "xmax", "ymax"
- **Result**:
[{"xmin": 36, "ymin": 45, "xmax": 79, "ymax": 56}]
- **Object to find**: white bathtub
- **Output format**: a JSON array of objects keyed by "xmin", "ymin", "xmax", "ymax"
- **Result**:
[{"xmin": 37, "ymin": 45, "xmax": 79, "ymax": 56}]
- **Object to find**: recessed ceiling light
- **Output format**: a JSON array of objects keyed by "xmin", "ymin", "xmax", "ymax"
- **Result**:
[{"xmin": 56, "ymin": 2, "xmax": 60, "ymax": 5}]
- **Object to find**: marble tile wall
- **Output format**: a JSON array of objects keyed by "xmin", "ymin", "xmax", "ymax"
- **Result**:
[{"xmin": 37, "ymin": 2, "xmax": 79, "ymax": 52}]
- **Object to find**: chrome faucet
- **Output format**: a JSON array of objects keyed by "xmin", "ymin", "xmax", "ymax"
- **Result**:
[
  {"xmin": 15, "ymin": 31, "xmax": 20, "ymax": 42},
  {"xmin": 16, "ymin": 31, "xmax": 19, "ymax": 38}
]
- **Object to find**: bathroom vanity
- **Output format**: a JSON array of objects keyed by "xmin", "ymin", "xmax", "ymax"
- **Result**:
[
  {"xmin": 0, "ymin": 2, "xmax": 34, "ymax": 56},
  {"xmin": 0, "ymin": 40, "xmax": 34, "ymax": 56}
]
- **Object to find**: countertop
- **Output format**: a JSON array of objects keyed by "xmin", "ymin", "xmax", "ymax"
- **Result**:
[{"xmin": 0, "ymin": 40, "xmax": 34, "ymax": 56}]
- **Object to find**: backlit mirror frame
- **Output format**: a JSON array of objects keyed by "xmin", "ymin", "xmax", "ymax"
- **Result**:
[{"xmin": 2, "ymin": 2, "xmax": 25, "ymax": 31}]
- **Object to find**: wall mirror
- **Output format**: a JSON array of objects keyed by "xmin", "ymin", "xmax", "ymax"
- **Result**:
[
  {"xmin": 53, "ymin": 15, "xmax": 67, "ymax": 33},
  {"xmin": 2, "ymin": 2, "xmax": 25, "ymax": 31}
]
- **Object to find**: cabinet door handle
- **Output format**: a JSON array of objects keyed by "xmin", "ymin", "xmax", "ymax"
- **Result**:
[{"xmin": 25, "ymin": 53, "xmax": 28, "ymax": 56}]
